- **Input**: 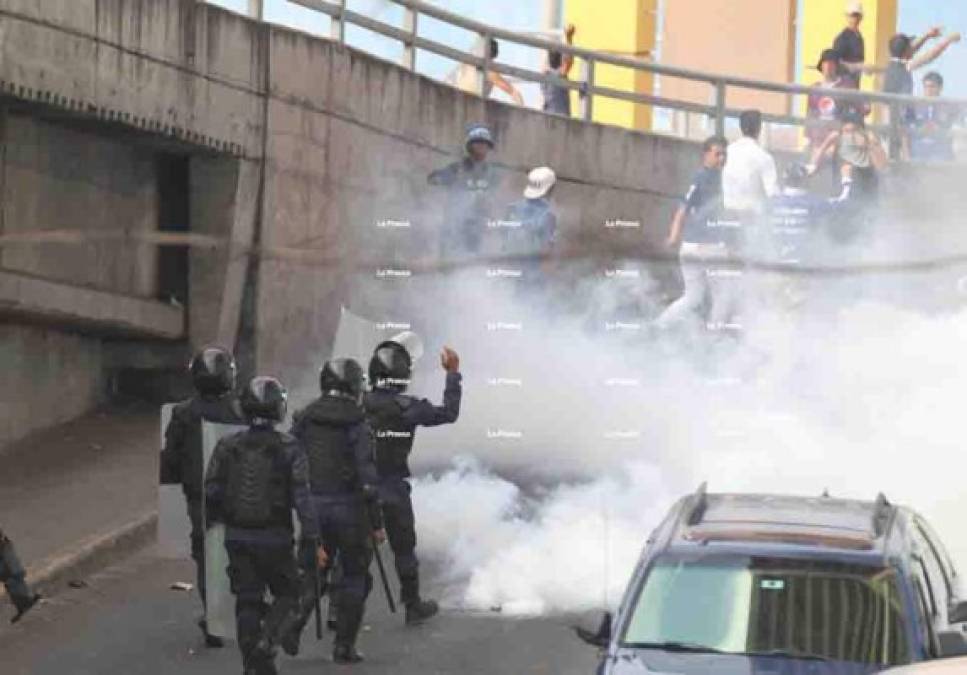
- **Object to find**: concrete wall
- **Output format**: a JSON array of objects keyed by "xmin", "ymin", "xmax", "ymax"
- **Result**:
[
  {"xmin": 256, "ymin": 28, "xmax": 697, "ymax": 380},
  {"xmin": 0, "ymin": 0, "xmax": 700, "ymax": 388},
  {"xmin": 662, "ymin": 0, "xmax": 797, "ymax": 115},
  {"xmin": 0, "ymin": 113, "xmax": 159, "ymax": 296},
  {"xmin": 0, "ymin": 325, "xmax": 105, "ymax": 445}
]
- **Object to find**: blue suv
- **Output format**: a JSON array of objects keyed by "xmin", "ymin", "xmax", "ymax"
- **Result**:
[{"xmin": 579, "ymin": 486, "xmax": 967, "ymax": 674}]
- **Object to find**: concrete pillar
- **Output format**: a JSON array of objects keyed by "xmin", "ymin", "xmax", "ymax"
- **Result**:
[
  {"xmin": 565, "ymin": 0, "xmax": 657, "ymax": 131},
  {"xmin": 248, "ymin": 0, "xmax": 264, "ymax": 21},
  {"xmin": 543, "ymin": 0, "xmax": 562, "ymax": 32}
]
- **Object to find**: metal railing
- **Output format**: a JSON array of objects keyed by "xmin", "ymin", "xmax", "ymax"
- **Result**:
[{"xmin": 236, "ymin": 1, "xmax": 967, "ymax": 152}]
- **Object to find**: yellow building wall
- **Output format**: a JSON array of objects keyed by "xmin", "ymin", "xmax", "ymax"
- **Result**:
[
  {"xmin": 564, "ymin": 0, "xmax": 656, "ymax": 131},
  {"xmin": 800, "ymin": 0, "xmax": 898, "ymax": 92}
]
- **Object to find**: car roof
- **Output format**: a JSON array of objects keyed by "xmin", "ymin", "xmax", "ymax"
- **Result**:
[{"xmin": 663, "ymin": 485, "xmax": 907, "ymax": 560}]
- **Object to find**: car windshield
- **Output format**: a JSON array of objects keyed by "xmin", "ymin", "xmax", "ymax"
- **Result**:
[{"xmin": 621, "ymin": 554, "xmax": 910, "ymax": 667}]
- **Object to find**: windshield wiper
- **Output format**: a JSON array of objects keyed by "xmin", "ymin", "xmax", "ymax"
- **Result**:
[
  {"xmin": 624, "ymin": 643, "xmax": 832, "ymax": 662},
  {"xmin": 738, "ymin": 649, "xmax": 831, "ymax": 662},
  {"xmin": 623, "ymin": 641, "xmax": 728, "ymax": 655}
]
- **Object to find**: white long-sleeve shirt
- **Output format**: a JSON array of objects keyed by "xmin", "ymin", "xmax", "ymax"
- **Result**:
[{"xmin": 723, "ymin": 136, "xmax": 779, "ymax": 214}]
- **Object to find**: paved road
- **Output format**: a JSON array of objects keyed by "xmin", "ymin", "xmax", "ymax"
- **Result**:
[
  {"xmin": 0, "ymin": 551, "xmax": 600, "ymax": 675},
  {"xmin": 0, "ymin": 404, "xmax": 158, "ymax": 567}
]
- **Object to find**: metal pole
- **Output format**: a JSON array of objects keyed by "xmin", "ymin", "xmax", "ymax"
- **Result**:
[
  {"xmin": 582, "ymin": 59, "xmax": 595, "ymax": 122},
  {"xmin": 714, "ymin": 80, "xmax": 726, "ymax": 137},
  {"xmin": 542, "ymin": 0, "xmax": 562, "ymax": 32},
  {"xmin": 478, "ymin": 32, "xmax": 491, "ymax": 99},
  {"xmin": 331, "ymin": 0, "xmax": 347, "ymax": 44},
  {"xmin": 401, "ymin": 6, "xmax": 418, "ymax": 71},
  {"xmin": 248, "ymin": 0, "xmax": 264, "ymax": 21}
]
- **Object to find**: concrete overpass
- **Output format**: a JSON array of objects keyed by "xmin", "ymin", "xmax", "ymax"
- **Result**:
[
  {"xmin": 1, "ymin": 0, "xmax": 965, "ymax": 447},
  {"xmin": 0, "ymin": 0, "xmax": 695, "ymax": 445}
]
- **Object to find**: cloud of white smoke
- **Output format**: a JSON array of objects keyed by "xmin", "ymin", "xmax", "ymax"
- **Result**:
[{"xmin": 389, "ymin": 259, "xmax": 967, "ymax": 617}]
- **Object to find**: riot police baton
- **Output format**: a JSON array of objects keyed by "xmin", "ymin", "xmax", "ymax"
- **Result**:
[{"xmin": 371, "ymin": 535, "xmax": 396, "ymax": 614}]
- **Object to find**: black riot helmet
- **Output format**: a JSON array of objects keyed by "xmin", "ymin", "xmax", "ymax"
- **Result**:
[
  {"xmin": 240, "ymin": 376, "xmax": 288, "ymax": 424},
  {"xmin": 320, "ymin": 358, "xmax": 365, "ymax": 400},
  {"xmin": 189, "ymin": 346, "xmax": 237, "ymax": 396},
  {"xmin": 368, "ymin": 330, "xmax": 424, "ymax": 391}
]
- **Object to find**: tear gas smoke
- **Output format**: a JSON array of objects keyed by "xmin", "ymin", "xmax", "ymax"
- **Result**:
[
  {"xmin": 289, "ymin": 154, "xmax": 967, "ymax": 618},
  {"xmin": 388, "ymin": 248, "xmax": 967, "ymax": 617}
]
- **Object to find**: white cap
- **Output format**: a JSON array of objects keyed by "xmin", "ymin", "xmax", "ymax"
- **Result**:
[
  {"xmin": 523, "ymin": 166, "xmax": 557, "ymax": 199},
  {"xmin": 845, "ymin": 1, "xmax": 863, "ymax": 15}
]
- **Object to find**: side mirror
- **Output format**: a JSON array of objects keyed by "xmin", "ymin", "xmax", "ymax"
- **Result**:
[
  {"xmin": 575, "ymin": 611, "xmax": 612, "ymax": 648},
  {"xmin": 938, "ymin": 630, "xmax": 967, "ymax": 658},
  {"xmin": 949, "ymin": 600, "xmax": 967, "ymax": 624}
]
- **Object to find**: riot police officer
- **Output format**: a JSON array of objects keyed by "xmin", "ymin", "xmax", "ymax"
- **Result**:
[
  {"xmin": 159, "ymin": 345, "xmax": 245, "ymax": 647},
  {"xmin": 283, "ymin": 358, "xmax": 385, "ymax": 663},
  {"xmin": 1, "ymin": 527, "xmax": 40, "ymax": 623},
  {"xmin": 364, "ymin": 333, "xmax": 461, "ymax": 624},
  {"xmin": 204, "ymin": 376, "xmax": 322, "ymax": 675}
]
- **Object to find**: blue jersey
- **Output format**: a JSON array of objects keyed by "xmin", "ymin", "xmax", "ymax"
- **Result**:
[
  {"xmin": 501, "ymin": 198, "xmax": 557, "ymax": 284},
  {"xmin": 680, "ymin": 167, "xmax": 725, "ymax": 245}
]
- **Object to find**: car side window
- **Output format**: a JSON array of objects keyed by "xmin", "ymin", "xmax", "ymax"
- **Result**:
[
  {"xmin": 916, "ymin": 557, "xmax": 938, "ymax": 618},
  {"xmin": 913, "ymin": 527, "xmax": 950, "ymax": 624},
  {"xmin": 913, "ymin": 577, "xmax": 940, "ymax": 659},
  {"xmin": 916, "ymin": 519, "xmax": 956, "ymax": 598}
]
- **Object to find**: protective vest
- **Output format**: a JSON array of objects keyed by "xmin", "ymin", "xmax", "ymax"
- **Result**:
[
  {"xmin": 294, "ymin": 397, "xmax": 365, "ymax": 495},
  {"xmin": 224, "ymin": 434, "xmax": 288, "ymax": 529},
  {"xmin": 364, "ymin": 391, "xmax": 416, "ymax": 478}
]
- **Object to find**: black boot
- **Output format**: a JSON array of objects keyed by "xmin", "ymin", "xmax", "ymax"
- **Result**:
[
  {"xmin": 198, "ymin": 618, "xmax": 225, "ymax": 648},
  {"xmin": 333, "ymin": 643, "xmax": 365, "ymax": 664},
  {"xmin": 404, "ymin": 598, "xmax": 439, "ymax": 625},
  {"xmin": 245, "ymin": 642, "xmax": 278, "ymax": 675},
  {"xmin": 10, "ymin": 593, "xmax": 40, "ymax": 624}
]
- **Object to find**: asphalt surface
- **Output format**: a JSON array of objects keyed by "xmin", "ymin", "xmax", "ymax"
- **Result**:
[
  {"xmin": 0, "ymin": 404, "xmax": 158, "ymax": 567},
  {"xmin": 0, "ymin": 550, "xmax": 601, "ymax": 675}
]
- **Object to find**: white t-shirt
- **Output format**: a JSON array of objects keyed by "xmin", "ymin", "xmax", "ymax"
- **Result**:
[{"xmin": 723, "ymin": 136, "xmax": 779, "ymax": 214}]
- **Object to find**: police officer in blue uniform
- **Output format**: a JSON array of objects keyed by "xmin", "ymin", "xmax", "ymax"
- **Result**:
[
  {"xmin": 160, "ymin": 346, "xmax": 245, "ymax": 647},
  {"xmin": 1, "ymin": 527, "xmax": 40, "ymax": 623},
  {"xmin": 282, "ymin": 358, "xmax": 385, "ymax": 664},
  {"xmin": 364, "ymin": 335, "xmax": 461, "ymax": 624},
  {"xmin": 205, "ymin": 376, "xmax": 322, "ymax": 675}
]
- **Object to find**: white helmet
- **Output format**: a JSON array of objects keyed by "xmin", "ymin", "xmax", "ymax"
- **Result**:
[{"xmin": 523, "ymin": 166, "xmax": 557, "ymax": 200}]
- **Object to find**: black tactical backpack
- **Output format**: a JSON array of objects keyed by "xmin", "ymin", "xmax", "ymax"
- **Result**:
[{"xmin": 225, "ymin": 435, "xmax": 283, "ymax": 528}]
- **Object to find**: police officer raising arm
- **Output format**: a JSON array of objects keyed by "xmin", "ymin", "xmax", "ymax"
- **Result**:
[
  {"xmin": 364, "ymin": 334, "xmax": 461, "ymax": 625},
  {"xmin": 204, "ymin": 377, "xmax": 322, "ymax": 675},
  {"xmin": 281, "ymin": 358, "xmax": 384, "ymax": 664},
  {"xmin": 159, "ymin": 346, "xmax": 245, "ymax": 648}
]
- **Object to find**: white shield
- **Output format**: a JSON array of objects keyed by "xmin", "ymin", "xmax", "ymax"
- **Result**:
[
  {"xmin": 157, "ymin": 404, "xmax": 190, "ymax": 559},
  {"xmin": 332, "ymin": 305, "xmax": 381, "ymax": 365},
  {"xmin": 203, "ymin": 421, "xmax": 247, "ymax": 641}
]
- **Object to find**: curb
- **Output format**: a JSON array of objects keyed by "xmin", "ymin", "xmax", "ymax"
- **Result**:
[{"xmin": 1, "ymin": 511, "xmax": 158, "ymax": 605}]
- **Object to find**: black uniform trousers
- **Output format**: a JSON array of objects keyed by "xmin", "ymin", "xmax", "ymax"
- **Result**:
[
  {"xmin": 296, "ymin": 496, "xmax": 373, "ymax": 648},
  {"xmin": 187, "ymin": 497, "xmax": 207, "ymax": 611},
  {"xmin": 379, "ymin": 477, "xmax": 420, "ymax": 605},
  {"xmin": 226, "ymin": 541, "xmax": 300, "ymax": 671},
  {"xmin": 0, "ymin": 534, "xmax": 32, "ymax": 610}
]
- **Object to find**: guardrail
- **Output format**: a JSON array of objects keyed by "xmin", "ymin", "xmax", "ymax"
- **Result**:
[{"xmin": 239, "ymin": 0, "xmax": 967, "ymax": 153}]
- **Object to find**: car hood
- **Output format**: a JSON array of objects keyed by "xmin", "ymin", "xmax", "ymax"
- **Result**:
[{"xmin": 605, "ymin": 648, "xmax": 885, "ymax": 675}]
